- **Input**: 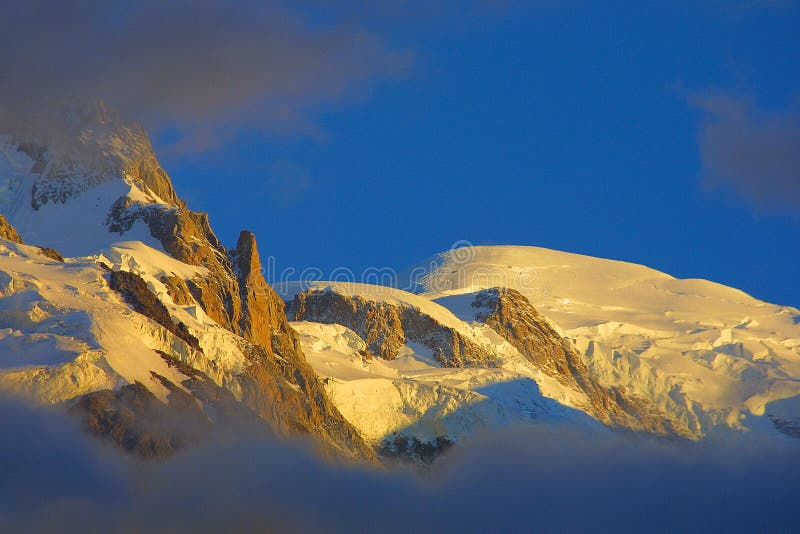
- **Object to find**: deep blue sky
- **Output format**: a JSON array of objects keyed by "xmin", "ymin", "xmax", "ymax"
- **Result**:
[{"xmin": 157, "ymin": 2, "xmax": 800, "ymax": 306}]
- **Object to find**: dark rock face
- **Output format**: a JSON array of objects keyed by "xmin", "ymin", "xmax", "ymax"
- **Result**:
[
  {"xmin": 109, "ymin": 202, "xmax": 244, "ymax": 334},
  {"xmin": 107, "ymin": 269, "xmax": 201, "ymax": 352},
  {"xmin": 288, "ymin": 288, "xmax": 497, "ymax": 367},
  {"xmin": 70, "ymin": 381, "xmax": 209, "ymax": 459},
  {"xmin": 379, "ymin": 434, "xmax": 454, "ymax": 466},
  {"xmin": 471, "ymin": 288, "xmax": 689, "ymax": 437},
  {"xmin": 159, "ymin": 274, "xmax": 196, "ymax": 306},
  {"xmin": 289, "ymin": 289, "xmax": 404, "ymax": 360},
  {"xmin": 70, "ymin": 352, "xmax": 260, "ymax": 459},
  {"xmin": 232, "ymin": 230, "xmax": 286, "ymax": 349},
  {"xmin": 108, "ymin": 210, "xmax": 376, "ymax": 461},
  {"xmin": 236, "ymin": 339, "xmax": 375, "ymax": 461}
]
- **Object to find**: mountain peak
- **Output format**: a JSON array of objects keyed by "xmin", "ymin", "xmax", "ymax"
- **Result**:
[{"xmin": 0, "ymin": 102, "xmax": 182, "ymax": 255}]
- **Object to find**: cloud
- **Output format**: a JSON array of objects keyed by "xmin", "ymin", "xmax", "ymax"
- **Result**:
[
  {"xmin": 2, "ymin": 396, "xmax": 800, "ymax": 533},
  {"xmin": 691, "ymin": 93, "xmax": 800, "ymax": 212},
  {"xmin": 0, "ymin": 1, "xmax": 409, "ymax": 150}
]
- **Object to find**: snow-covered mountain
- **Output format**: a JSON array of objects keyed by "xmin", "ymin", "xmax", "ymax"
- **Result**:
[
  {"xmin": 1, "ymin": 104, "xmax": 798, "ymax": 464},
  {"xmin": 278, "ymin": 281, "xmax": 687, "ymax": 457},
  {"xmin": 0, "ymin": 105, "xmax": 373, "ymax": 461},
  {"xmin": 403, "ymin": 245, "xmax": 800, "ymax": 438}
]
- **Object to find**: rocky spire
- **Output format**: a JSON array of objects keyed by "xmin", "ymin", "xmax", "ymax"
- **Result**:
[{"xmin": 234, "ymin": 230, "xmax": 280, "ymax": 348}]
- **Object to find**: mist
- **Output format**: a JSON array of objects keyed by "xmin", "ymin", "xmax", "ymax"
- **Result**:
[{"xmin": 2, "ymin": 396, "xmax": 799, "ymax": 533}]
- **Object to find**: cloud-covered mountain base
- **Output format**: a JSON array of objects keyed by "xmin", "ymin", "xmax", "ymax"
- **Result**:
[{"xmin": 1, "ymin": 396, "xmax": 798, "ymax": 533}]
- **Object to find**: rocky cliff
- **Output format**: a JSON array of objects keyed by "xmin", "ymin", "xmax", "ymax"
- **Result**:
[
  {"xmin": 470, "ymin": 287, "xmax": 689, "ymax": 437},
  {"xmin": 288, "ymin": 287, "xmax": 497, "ymax": 367}
]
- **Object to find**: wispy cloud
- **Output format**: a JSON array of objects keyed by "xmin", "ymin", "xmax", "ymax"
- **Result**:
[
  {"xmin": 690, "ymin": 93, "xmax": 800, "ymax": 212},
  {"xmin": 0, "ymin": 1, "xmax": 409, "ymax": 150}
]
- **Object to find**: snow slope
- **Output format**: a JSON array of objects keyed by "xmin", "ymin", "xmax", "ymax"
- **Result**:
[
  {"xmin": 0, "ymin": 238, "xmax": 251, "ymax": 406},
  {"xmin": 404, "ymin": 245, "xmax": 800, "ymax": 435}
]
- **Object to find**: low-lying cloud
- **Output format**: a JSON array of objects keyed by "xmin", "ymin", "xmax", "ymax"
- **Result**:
[
  {"xmin": 2, "ymin": 396, "xmax": 799, "ymax": 533},
  {"xmin": 0, "ymin": 0, "xmax": 408, "ymax": 150},
  {"xmin": 691, "ymin": 93, "xmax": 800, "ymax": 213}
]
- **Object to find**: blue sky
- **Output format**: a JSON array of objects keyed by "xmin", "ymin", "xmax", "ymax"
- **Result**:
[{"xmin": 151, "ymin": 2, "xmax": 799, "ymax": 306}]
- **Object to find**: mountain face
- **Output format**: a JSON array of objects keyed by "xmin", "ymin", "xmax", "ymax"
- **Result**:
[
  {"xmin": 282, "ymin": 282, "xmax": 686, "ymax": 448},
  {"xmin": 0, "ymin": 107, "xmax": 373, "ymax": 462},
  {"xmin": 288, "ymin": 285, "xmax": 498, "ymax": 367},
  {"xmin": 462, "ymin": 288, "xmax": 686, "ymax": 436},
  {"xmin": 406, "ymin": 245, "xmax": 800, "ymax": 438},
  {"xmin": 1, "ymin": 104, "xmax": 798, "ymax": 464}
]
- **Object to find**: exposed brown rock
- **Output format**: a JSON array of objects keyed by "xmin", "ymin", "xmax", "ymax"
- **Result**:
[
  {"xmin": 472, "ymin": 288, "xmax": 689, "ymax": 437},
  {"xmin": 36, "ymin": 246, "xmax": 64, "ymax": 262},
  {"xmin": 233, "ymin": 230, "xmax": 287, "ymax": 350},
  {"xmin": 20, "ymin": 101, "xmax": 180, "ymax": 210},
  {"xmin": 70, "ymin": 381, "xmax": 209, "ymax": 459},
  {"xmin": 288, "ymin": 288, "xmax": 497, "ymax": 367},
  {"xmin": 0, "ymin": 214, "xmax": 23, "ymax": 244},
  {"xmin": 108, "ymin": 206, "xmax": 376, "ymax": 461},
  {"xmin": 290, "ymin": 289, "xmax": 405, "ymax": 360},
  {"xmin": 113, "ymin": 204, "xmax": 244, "ymax": 334},
  {"xmin": 159, "ymin": 274, "xmax": 197, "ymax": 306},
  {"xmin": 236, "ymin": 338, "xmax": 376, "ymax": 461},
  {"xmin": 107, "ymin": 269, "xmax": 202, "ymax": 352}
]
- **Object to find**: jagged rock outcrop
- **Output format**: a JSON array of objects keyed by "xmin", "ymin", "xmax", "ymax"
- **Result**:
[
  {"xmin": 120, "ymin": 218, "xmax": 375, "ymax": 460},
  {"xmin": 379, "ymin": 434, "xmax": 454, "ymax": 465},
  {"xmin": 71, "ymin": 381, "xmax": 209, "ymax": 459},
  {"xmin": 106, "ymin": 268, "xmax": 202, "ymax": 352},
  {"xmin": 138, "ymin": 225, "xmax": 376, "ymax": 459},
  {"xmin": 0, "ymin": 214, "xmax": 22, "ymax": 244},
  {"xmin": 235, "ymin": 338, "xmax": 374, "ymax": 458},
  {"xmin": 159, "ymin": 274, "xmax": 197, "ymax": 306},
  {"xmin": 471, "ymin": 288, "xmax": 689, "ymax": 437},
  {"xmin": 70, "ymin": 352, "xmax": 258, "ymax": 459},
  {"xmin": 110, "ymin": 200, "xmax": 244, "ymax": 333},
  {"xmin": 231, "ymin": 230, "xmax": 288, "ymax": 349},
  {"xmin": 288, "ymin": 287, "xmax": 497, "ymax": 367}
]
